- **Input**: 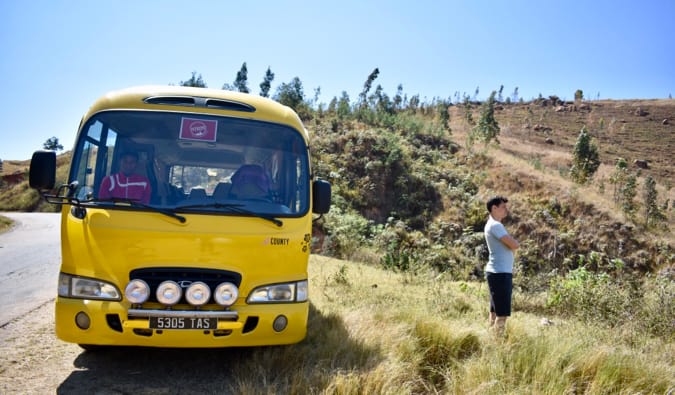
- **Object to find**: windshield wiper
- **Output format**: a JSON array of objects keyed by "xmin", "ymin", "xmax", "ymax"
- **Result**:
[
  {"xmin": 92, "ymin": 198, "xmax": 186, "ymax": 223},
  {"xmin": 176, "ymin": 202, "xmax": 283, "ymax": 227}
]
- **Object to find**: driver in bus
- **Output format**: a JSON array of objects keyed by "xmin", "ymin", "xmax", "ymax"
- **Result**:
[{"xmin": 98, "ymin": 152, "xmax": 152, "ymax": 204}]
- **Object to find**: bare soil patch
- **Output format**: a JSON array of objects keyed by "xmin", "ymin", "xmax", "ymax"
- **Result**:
[{"xmin": 0, "ymin": 301, "xmax": 262, "ymax": 394}]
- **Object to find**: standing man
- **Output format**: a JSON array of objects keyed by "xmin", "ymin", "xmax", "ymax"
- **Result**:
[
  {"xmin": 484, "ymin": 195, "xmax": 519, "ymax": 335},
  {"xmin": 98, "ymin": 152, "xmax": 152, "ymax": 204}
]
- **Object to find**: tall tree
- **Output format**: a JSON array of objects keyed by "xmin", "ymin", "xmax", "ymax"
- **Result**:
[
  {"xmin": 274, "ymin": 77, "xmax": 305, "ymax": 110},
  {"xmin": 609, "ymin": 157, "xmax": 629, "ymax": 204},
  {"xmin": 233, "ymin": 62, "xmax": 249, "ymax": 93},
  {"xmin": 259, "ymin": 67, "xmax": 275, "ymax": 97},
  {"xmin": 643, "ymin": 176, "xmax": 666, "ymax": 227},
  {"xmin": 393, "ymin": 84, "xmax": 404, "ymax": 110},
  {"xmin": 336, "ymin": 91, "xmax": 351, "ymax": 120},
  {"xmin": 436, "ymin": 99, "xmax": 451, "ymax": 132},
  {"xmin": 180, "ymin": 71, "xmax": 207, "ymax": 87},
  {"xmin": 511, "ymin": 87, "xmax": 519, "ymax": 103},
  {"xmin": 621, "ymin": 173, "xmax": 638, "ymax": 218},
  {"xmin": 43, "ymin": 136, "xmax": 64, "ymax": 151},
  {"xmin": 359, "ymin": 68, "xmax": 379, "ymax": 107},
  {"xmin": 570, "ymin": 126, "xmax": 600, "ymax": 184},
  {"xmin": 471, "ymin": 91, "xmax": 500, "ymax": 146}
]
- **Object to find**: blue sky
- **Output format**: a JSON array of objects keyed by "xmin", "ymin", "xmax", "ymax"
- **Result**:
[{"xmin": 1, "ymin": 0, "xmax": 673, "ymax": 160}]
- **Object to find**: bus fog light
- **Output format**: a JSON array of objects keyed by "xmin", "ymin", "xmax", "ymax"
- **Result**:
[
  {"xmin": 214, "ymin": 282, "xmax": 238, "ymax": 306},
  {"xmin": 185, "ymin": 281, "xmax": 211, "ymax": 306},
  {"xmin": 75, "ymin": 312, "xmax": 91, "ymax": 330},
  {"xmin": 125, "ymin": 279, "xmax": 150, "ymax": 304},
  {"xmin": 273, "ymin": 315, "xmax": 288, "ymax": 332},
  {"xmin": 156, "ymin": 281, "xmax": 182, "ymax": 305}
]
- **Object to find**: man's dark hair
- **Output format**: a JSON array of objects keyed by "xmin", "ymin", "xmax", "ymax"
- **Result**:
[{"xmin": 486, "ymin": 195, "xmax": 508, "ymax": 213}]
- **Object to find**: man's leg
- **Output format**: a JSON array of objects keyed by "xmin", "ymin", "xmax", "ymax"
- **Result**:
[
  {"xmin": 489, "ymin": 311, "xmax": 496, "ymax": 327},
  {"xmin": 495, "ymin": 316, "xmax": 508, "ymax": 336}
]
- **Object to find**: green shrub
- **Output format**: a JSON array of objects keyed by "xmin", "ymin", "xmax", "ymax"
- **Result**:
[
  {"xmin": 322, "ymin": 206, "xmax": 372, "ymax": 260},
  {"xmin": 546, "ymin": 266, "xmax": 637, "ymax": 324},
  {"xmin": 636, "ymin": 274, "xmax": 675, "ymax": 337}
]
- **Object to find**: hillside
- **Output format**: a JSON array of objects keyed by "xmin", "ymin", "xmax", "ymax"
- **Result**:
[
  {"xmin": 1, "ymin": 98, "xmax": 673, "ymax": 276},
  {"xmin": 477, "ymin": 98, "xmax": 673, "ymax": 186}
]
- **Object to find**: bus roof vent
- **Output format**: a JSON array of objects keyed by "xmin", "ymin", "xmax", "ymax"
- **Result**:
[
  {"xmin": 143, "ymin": 96, "xmax": 256, "ymax": 112},
  {"xmin": 144, "ymin": 96, "xmax": 196, "ymax": 106},
  {"xmin": 206, "ymin": 99, "xmax": 256, "ymax": 112}
]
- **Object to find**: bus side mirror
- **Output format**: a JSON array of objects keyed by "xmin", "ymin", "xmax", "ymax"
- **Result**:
[
  {"xmin": 312, "ymin": 179, "xmax": 331, "ymax": 214},
  {"xmin": 29, "ymin": 150, "xmax": 56, "ymax": 190}
]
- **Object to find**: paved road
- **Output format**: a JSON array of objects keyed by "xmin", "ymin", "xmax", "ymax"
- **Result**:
[{"xmin": 0, "ymin": 212, "xmax": 61, "ymax": 326}]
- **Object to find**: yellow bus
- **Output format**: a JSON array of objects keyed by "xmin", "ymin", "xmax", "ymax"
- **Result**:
[{"xmin": 29, "ymin": 85, "xmax": 331, "ymax": 349}]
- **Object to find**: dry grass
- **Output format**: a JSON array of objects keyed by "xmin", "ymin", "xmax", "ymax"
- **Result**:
[
  {"xmin": 450, "ymin": 101, "xmax": 675, "ymax": 247},
  {"xmin": 2, "ymin": 256, "xmax": 672, "ymax": 394}
]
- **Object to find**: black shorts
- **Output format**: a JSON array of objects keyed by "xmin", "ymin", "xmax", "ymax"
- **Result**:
[{"xmin": 486, "ymin": 272, "xmax": 513, "ymax": 316}]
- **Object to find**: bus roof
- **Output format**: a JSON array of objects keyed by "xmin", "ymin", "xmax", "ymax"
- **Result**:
[{"xmin": 83, "ymin": 85, "xmax": 308, "ymax": 140}]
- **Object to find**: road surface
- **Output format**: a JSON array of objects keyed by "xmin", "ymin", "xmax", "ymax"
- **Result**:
[{"xmin": 0, "ymin": 212, "xmax": 61, "ymax": 326}]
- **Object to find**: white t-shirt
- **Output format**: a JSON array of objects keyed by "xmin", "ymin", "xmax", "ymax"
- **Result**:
[{"xmin": 484, "ymin": 215, "xmax": 514, "ymax": 273}]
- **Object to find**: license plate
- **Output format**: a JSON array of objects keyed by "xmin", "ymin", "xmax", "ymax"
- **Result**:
[{"xmin": 149, "ymin": 317, "xmax": 217, "ymax": 330}]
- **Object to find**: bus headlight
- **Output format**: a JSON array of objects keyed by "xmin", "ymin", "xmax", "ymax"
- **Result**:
[
  {"xmin": 214, "ymin": 282, "xmax": 238, "ymax": 307},
  {"xmin": 156, "ymin": 281, "xmax": 182, "ymax": 305},
  {"xmin": 247, "ymin": 280, "xmax": 308, "ymax": 303},
  {"xmin": 185, "ymin": 281, "xmax": 211, "ymax": 306},
  {"xmin": 58, "ymin": 273, "xmax": 121, "ymax": 301},
  {"xmin": 124, "ymin": 279, "xmax": 150, "ymax": 304}
]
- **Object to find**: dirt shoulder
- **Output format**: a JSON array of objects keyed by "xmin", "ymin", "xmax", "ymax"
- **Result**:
[
  {"xmin": 0, "ymin": 300, "xmax": 81, "ymax": 394},
  {"xmin": 0, "ymin": 301, "xmax": 258, "ymax": 394}
]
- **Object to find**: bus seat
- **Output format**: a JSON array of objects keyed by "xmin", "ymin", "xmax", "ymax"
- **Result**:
[
  {"xmin": 213, "ymin": 182, "xmax": 231, "ymax": 199},
  {"xmin": 188, "ymin": 188, "xmax": 207, "ymax": 200}
]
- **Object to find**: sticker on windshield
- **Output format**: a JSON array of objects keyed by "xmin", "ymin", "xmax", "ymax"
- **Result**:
[{"xmin": 179, "ymin": 117, "xmax": 218, "ymax": 142}]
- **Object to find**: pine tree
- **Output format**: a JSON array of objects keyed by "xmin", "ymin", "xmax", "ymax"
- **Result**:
[
  {"xmin": 180, "ymin": 71, "xmax": 207, "ymax": 87},
  {"xmin": 359, "ymin": 68, "xmax": 379, "ymax": 107},
  {"xmin": 511, "ymin": 87, "xmax": 519, "ymax": 103},
  {"xmin": 471, "ymin": 91, "xmax": 500, "ymax": 146},
  {"xmin": 436, "ymin": 99, "xmax": 451, "ymax": 132},
  {"xmin": 570, "ymin": 127, "xmax": 600, "ymax": 184},
  {"xmin": 233, "ymin": 62, "xmax": 249, "ymax": 93},
  {"xmin": 43, "ymin": 137, "xmax": 64, "ymax": 151},
  {"xmin": 621, "ymin": 173, "xmax": 638, "ymax": 218},
  {"xmin": 609, "ymin": 158, "xmax": 628, "ymax": 204},
  {"xmin": 643, "ymin": 176, "xmax": 666, "ymax": 227},
  {"xmin": 336, "ymin": 91, "xmax": 351, "ymax": 120},
  {"xmin": 274, "ymin": 77, "xmax": 305, "ymax": 111},
  {"xmin": 393, "ymin": 84, "xmax": 403, "ymax": 110},
  {"xmin": 259, "ymin": 67, "xmax": 275, "ymax": 97}
]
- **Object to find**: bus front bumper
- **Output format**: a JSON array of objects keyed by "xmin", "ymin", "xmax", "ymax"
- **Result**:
[{"xmin": 54, "ymin": 297, "xmax": 309, "ymax": 348}]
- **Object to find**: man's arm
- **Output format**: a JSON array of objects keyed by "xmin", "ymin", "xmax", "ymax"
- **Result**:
[{"xmin": 499, "ymin": 234, "xmax": 519, "ymax": 251}]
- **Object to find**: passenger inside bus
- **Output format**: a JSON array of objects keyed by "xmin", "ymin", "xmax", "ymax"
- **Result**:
[
  {"xmin": 228, "ymin": 164, "xmax": 271, "ymax": 201},
  {"xmin": 98, "ymin": 152, "xmax": 152, "ymax": 204}
]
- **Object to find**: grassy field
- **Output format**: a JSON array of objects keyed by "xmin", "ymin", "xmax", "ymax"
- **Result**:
[
  {"xmin": 303, "ymin": 256, "xmax": 674, "ymax": 394},
  {"xmin": 1, "ymin": 255, "xmax": 672, "ymax": 394}
]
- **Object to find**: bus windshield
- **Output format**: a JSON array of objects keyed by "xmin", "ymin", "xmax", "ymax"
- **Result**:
[{"xmin": 69, "ymin": 110, "xmax": 310, "ymax": 216}]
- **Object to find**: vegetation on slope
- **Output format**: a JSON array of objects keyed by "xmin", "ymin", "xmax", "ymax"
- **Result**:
[{"xmin": 0, "ymin": 71, "xmax": 672, "ymax": 336}]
